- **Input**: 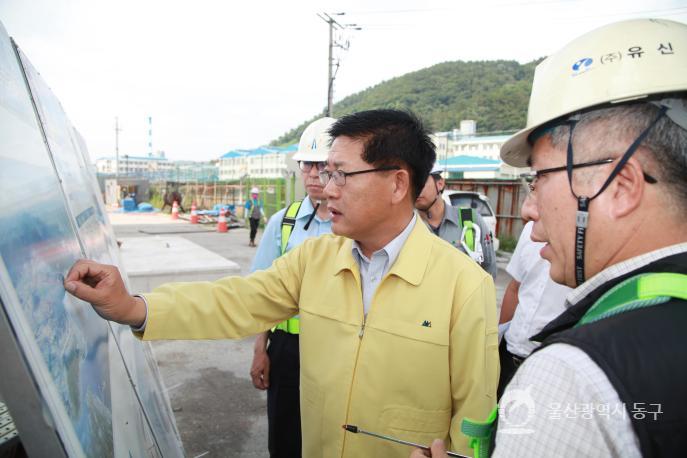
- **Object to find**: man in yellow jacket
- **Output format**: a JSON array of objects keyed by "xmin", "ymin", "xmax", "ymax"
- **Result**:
[{"xmin": 65, "ymin": 109, "xmax": 498, "ymax": 457}]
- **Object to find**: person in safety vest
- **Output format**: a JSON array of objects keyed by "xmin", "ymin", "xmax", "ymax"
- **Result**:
[
  {"xmin": 412, "ymin": 18, "xmax": 687, "ymax": 458},
  {"xmin": 245, "ymin": 186, "xmax": 267, "ymax": 247},
  {"xmin": 249, "ymin": 117, "xmax": 335, "ymax": 457},
  {"xmin": 65, "ymin": 109, "xmax": 498, "ymax": 457},
  {"xmin": 415, "ymin": 163, "xmax": 497, "ymax": 278}
]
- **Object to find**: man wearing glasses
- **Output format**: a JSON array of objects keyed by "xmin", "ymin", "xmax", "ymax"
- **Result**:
[
  {"xmin": 413, "ymin": 18, "xmax": 687, "ymax": 458},
  {"xmin": 64, "ymin": 109, "xmax": 498, "ymax": 457},
  {"xmin": 249, "ymin": 117, "xmax": 335, "ymax": 458}
]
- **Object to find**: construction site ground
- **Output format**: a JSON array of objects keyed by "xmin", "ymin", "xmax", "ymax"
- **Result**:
[{"xmin": 110, "ymin": 210, "xmax": 511, "ymax": 458}]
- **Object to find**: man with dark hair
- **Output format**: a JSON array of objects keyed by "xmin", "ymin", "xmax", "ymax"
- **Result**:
[
  {"xmin": 65, "ymin": 109, "xmax": 498, "ymax": 457},
  {"xmin": 415, "ymin": 164, "xmax": 497, "ymax": 278},
  {"xmin": 327, "ymin": 109, "xmax": 436, "ymax": 200}
]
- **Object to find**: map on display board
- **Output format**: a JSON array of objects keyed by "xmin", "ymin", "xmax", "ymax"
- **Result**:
[{"xmin": 0, "ymin": 20, "xmax": 183, "ymax": 457}]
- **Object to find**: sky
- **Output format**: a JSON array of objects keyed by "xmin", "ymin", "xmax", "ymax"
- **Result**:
[{"xmin": 1, "ymin": 0, "xmax": 686, "ymax": 162}]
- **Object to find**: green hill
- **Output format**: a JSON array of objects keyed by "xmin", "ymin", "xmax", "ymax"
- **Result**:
[{"xmin": 271, "ymin": 58, "xmax": 542, "ymax": 146}]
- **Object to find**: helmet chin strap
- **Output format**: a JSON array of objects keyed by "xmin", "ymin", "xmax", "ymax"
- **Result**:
[
  {"xmin": 426, "ymin": 180, "xmax": 443, "ymax": 219},
  {"xmin": 304, "ymin": 199, "xmax": 321, "ymax": 231},
  {"xmin": 566, "ymin": 106, "xmax": 667, "ymax": 286}
]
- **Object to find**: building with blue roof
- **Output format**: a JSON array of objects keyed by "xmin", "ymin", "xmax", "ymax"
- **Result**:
[
  {"xmin": 436, "ymin": 155, "xmax": 502, "ymax": 179},
  {"xmin": 431, "ymin": 120, "xmax": 528, "ymax": 178}
]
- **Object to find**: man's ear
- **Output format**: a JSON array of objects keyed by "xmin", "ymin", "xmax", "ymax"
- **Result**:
[
  {"xmin": 391, "ymin": 169, "xmax": 411, "ymax": 205},
  {"xmin": 436, "ymin": 177, "xmax": 445, "ymax": 193},
  {"xmin": 606, "ymin": 156, "xmax": 646, "ymax": 219}
]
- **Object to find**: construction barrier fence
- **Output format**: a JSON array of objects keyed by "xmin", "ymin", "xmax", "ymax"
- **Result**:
[
  {"xmin": 445, "ymin": 178, "xmax": 527, "ymax": 241},
  {"xmin": 148, "ymin": 179, "xmax": 291, "ymax": 220},
  {"xmin": 143, "ymin": 178, "xmax": 527, "ymax": 242}
]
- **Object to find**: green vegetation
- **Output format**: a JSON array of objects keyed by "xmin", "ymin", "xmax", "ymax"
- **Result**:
[
  {"xmin": 498, "ymin": 236, "xmax": 518, "ymax": 253},
  {"xmin": 271, "ymin": 58, "xmax": 542, "ymax": 146}
]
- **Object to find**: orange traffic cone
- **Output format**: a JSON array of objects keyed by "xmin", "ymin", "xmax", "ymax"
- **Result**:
[
  {"xmin": 217, "ymin": 208, "xmax": 228, "ymax": 233},
  {"xmin": 171, "ymin": 201, "xmax": 179, "ymax": 220},
  {"xmin": 190, "ymin": 202, "xmax": 199, "ymax": 224}
]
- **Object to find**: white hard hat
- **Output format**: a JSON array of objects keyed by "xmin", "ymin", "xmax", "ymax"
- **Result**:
[
  {"xmin": 430, "ymin": 162, "xmax": 445, "ymax": 175},
  {"xmin": 292, "ymin": 117, "xmax": 336, "ymax": 162},
  {"xmin": 501, "ymin": 18, "xmax": 687, "ymax": 167},
  {"xmin": 250, "ymin": 187, "xmax": 259, "ymax": 194}
]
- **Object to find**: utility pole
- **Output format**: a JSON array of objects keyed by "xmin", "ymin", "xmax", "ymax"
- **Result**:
[
  {"xmin": 327, "ymin": 16, "xmax": 334, "ymax": 116},
  {"xmin": 147, "ymin": 116, "xmax": 153, "ymax": 157},
  {"xmin": 115, "ymin": 117, "xmax": 122, "ymax": 179},
  {"xmin": 317, "ymin": 13, "xmax": 361, "ymax": 117}
]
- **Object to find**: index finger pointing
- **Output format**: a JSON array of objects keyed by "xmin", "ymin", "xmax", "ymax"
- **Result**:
[{"xmin": 64, "ymin": 259, "xmax": 102, "ymax": 283}]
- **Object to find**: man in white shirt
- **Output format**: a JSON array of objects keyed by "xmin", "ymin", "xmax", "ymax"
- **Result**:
[{"xmin": 497, "ymin": 221, "xmax": 571, "ymax": 397}]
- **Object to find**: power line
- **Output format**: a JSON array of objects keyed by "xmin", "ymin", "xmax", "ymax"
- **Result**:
[
  {"xmin": 346, "ymin": 0, "xmax": 578, "ymax": 15},
  {"xmin": 348, "ymin": 3, "xmax": 687, "ymax": 21}
]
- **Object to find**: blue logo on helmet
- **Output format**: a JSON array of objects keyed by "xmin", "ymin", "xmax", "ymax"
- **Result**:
[{"xmin": 572, "ymin": 57, "xmax": 593, "ymax": 74}]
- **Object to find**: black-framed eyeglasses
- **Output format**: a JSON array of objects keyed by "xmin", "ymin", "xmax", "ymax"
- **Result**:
[
  {"xmin": 519, "ymin": 158, "xmax": 657, "ymax": 194},
  {"xmin": 318, "ymin": 166, "xmax": 401, "ymax": 187},
  {"xmin": 298, "ymin": 161, "xmax": 327, "ymax": 173}
]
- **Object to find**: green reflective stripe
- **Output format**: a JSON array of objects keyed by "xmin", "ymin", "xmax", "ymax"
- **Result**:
[
  {"xmin": 280, "ymin": 201, "xmax": 302, "ymax": 255},
  {"xmin": 578, "ymin": 273, "xmax": 687, "ymax": 326},
  {"xmin": 461, "ymin": 405, "xmax": 497, "ymax": 458},
  {"xmin": 458, "ymin": 208, "xmax": 476, "ymax": 251},
  {"xmin": 637, "ymin": 272, "xmax": 687, "ymax": 301},
  {"xmin": 274, "ymin": 201, "xmax": 304, "ymax": 334},
  {"xmin": 464, "ymin": 220, "xmax": 475, "ymax": 251},
  {"xmin": 273, "ymin": 317, "xmax": 300, "ymax": 334}
]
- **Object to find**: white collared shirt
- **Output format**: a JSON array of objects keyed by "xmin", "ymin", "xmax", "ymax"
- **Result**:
[{"xmin": 505, "ymin": 222, "xmax": 572, "ymax": 358}]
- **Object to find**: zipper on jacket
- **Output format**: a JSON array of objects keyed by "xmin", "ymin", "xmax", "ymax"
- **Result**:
[{"xmin": 342, "ymin": 307, "xmax": 366, "ymax": 455}]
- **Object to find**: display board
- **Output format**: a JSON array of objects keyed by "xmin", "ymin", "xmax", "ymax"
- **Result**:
[{"xmin": 0, "ymin": 20, "xmax": 183, "ymax": 457}]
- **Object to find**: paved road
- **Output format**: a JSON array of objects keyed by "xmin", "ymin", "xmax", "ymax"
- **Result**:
[{"xmin": 112, "ymin": 212, "xmax": 511, "ymax": 458}]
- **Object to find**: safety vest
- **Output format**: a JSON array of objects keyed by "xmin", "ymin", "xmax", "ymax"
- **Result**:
[
  {"xmin": 272, "ymin": 200, "xmax": 303, "ymax": 334},
  {"xmin": 246, "ymin": 198, "xmax": 264, "ymax": 216},
  {"xmin": 461, "ymin": 272, "xmax": 687, "ymax": 457}
]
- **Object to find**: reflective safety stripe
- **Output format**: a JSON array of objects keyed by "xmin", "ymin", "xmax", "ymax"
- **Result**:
[
  {"xmin": 280, "ymin": 200, "xmax": 302, "ymax": 255},
  {"xmin": 274, "ymin": 200, "xmax": 303, "ymax": 334},
  {"xmin": 458, "ymin": 208, "xmax": 476, "ymax": 252},
  {"xmin": 273, "ymin": 318, "xmax": 300, "ymax": 334},
  {"xmin": 461, "ymin": 406, "xmax": 497, "ymax": 458},
  {"xmin": 577, "ymin": 272, "xmax": 687, "ymax": 326}
]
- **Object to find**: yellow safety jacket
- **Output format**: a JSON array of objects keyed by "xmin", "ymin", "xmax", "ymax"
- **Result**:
[{"xmin": 140, "ymin": 221, "xmax": 499, "ymax": 457}]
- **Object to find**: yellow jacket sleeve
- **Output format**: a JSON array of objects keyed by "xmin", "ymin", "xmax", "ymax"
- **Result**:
[
  {"xmin": 448, "ymin": 273, "xmax": 499, "ymax": 453},
  {"xmin": 140, "ymin": 242, "xmax": 306, "ymax": 340}
]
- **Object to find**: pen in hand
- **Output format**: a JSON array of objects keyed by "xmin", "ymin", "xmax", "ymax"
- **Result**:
[{"xmin": 342, "ymin": 424, "xmax": 469, "ymax": 458}]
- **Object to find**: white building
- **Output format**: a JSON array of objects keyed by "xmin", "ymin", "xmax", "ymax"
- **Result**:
[
  {"xmin": 219, "ymin": 145, "xmax": 298, "ymax": 181},
  {"xmin": 431, "ymin": 121, "xmax": 527, "ymax": 179},
  {"xmin": 96, "ymin": 152, "xmax": 174, "ymax": 176}
]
